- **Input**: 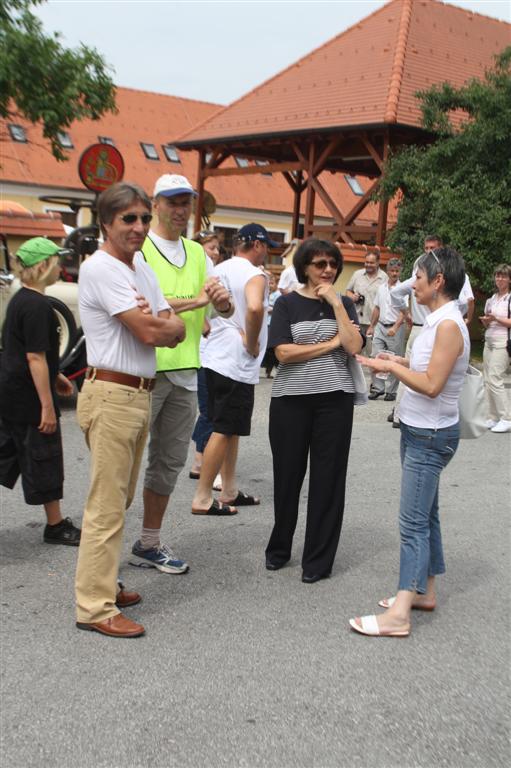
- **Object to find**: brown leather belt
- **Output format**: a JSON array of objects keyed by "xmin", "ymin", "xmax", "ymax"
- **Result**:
[{"xmin": 86, "ymin": 368, "xmax": 155, "ymax": 392}]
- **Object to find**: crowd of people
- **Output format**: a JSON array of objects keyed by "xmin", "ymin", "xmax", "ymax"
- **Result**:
[{"xmin": 0, "ymin": 172, "xmax": 509, "ymax": 640}]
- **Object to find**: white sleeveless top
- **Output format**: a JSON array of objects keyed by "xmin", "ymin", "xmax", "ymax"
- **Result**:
[
  {"xmin": 399, "ymin": 301, "xmax": 470, "ymax": 429},
  {"xmin": 201, "ymin": 257, "xmax": 268, "ymax": 384}
]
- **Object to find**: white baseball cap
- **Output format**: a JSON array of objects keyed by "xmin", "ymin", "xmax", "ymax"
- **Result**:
[{"xmin": 153, "ymin": 174, "xmax": 197, "ymax": 198}]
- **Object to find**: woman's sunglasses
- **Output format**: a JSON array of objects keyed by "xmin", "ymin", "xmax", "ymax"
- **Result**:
[
  {"xmin": 120, "ymin": 213, "xmax": 153, "ymax": 225},
  {"xmin": 309, "ymin": 259, "xmax": 338, "ymax": 271}
]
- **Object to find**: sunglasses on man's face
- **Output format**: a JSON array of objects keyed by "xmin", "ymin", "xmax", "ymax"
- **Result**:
[
  {"xmin": 309, "ymin": 259, "xmax": 338, "ymax": 271},
  {"xmin": 120, "ymin": 213, "xmax": 153, "ymax": 225}
]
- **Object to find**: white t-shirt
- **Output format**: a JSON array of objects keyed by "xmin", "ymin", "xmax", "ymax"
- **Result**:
[
  {"xmin": 146, "ymin": 231, "xmax": 214, "ymax": 391},
  {"xmin": 399, "ymin": 301, "xmax": 470, "ymax": 429},
  {"xmin": 374, "ymin": 281, "xmax": 404, "ymax": 324},
  {"xmin": 79, "ymin": 250, "xmax": 169, "ymax": 379},
  {"xmin": 278, "ymin": 265, "xmax": 301, "ymax": 293},
  {"xmin": 202, "ymin": 257, "xmax": 268, "ymax": 384}
]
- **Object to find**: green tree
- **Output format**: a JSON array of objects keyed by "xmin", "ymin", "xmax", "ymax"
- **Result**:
[
  {"xmin": 381, "ymin": 47, "xmax": 511, "ymax": 293},
  {"xmin": 0, "ymin": 0, "xmax": 116, "ymax": 160}
]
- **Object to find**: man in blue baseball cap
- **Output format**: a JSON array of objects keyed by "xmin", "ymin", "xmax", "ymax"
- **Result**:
[{"xmin": 191, "ymin": 223, "xmax": 271, "ymax": 515}]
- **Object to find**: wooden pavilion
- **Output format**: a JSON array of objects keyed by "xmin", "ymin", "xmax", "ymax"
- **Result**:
[{"xmin": 175, "ymin": 0, "xmax": 509, "ymax": 246}]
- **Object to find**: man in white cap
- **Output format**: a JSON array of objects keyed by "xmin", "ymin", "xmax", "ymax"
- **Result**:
[{"xmin": 130, "ymin": 174, "xmax": 233, "ymax": 573}]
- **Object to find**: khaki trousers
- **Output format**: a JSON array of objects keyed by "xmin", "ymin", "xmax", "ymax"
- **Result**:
[
  {"xmin": 75, "ymin": 379, "xmax": 150, "ymax": 624},
  {"xmin": 483, "ymin": 340, "xmax": 510, "ymax": 421}
]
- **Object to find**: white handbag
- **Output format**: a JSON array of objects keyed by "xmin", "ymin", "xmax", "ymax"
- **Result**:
[{"xmin": 458, "ymin": 365, "xmax": 487, "ymax": 439}]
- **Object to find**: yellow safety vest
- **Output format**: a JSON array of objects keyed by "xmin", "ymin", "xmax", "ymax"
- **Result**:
[{"xmin": 142, "ymin": 236, "xmax": 207, "ymax": 372}]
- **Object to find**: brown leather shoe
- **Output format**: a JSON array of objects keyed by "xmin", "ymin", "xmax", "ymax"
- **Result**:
[
  {"xmin": 115, "ymin": 582, "xmax": 142, "ymax": 608},
  {"xmin": 76, "ymin": 613, "xmax": 145, "ymax": 638}
]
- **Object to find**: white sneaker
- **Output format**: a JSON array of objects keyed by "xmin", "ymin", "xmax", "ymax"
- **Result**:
[
  {"xmin": 485, "ymin": 419, "xmax": 498, "ymax": 429},
  {"xmin": 491, "ymin": 420, "xmax": 511, "ymax": 433}
]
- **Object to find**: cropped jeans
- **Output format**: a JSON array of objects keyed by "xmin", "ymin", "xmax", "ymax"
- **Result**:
[{"xmin": 398, "ymin": 421, "xmax": 460, "ymax": 594}]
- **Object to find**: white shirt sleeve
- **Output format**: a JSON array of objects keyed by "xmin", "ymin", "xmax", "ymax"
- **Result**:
[{"xmin": 390, "ymin": 276, "xmax": 414, "ymax": 310}]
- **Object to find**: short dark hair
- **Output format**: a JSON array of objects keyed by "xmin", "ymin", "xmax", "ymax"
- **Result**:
[
  {"xmin": 293, "ymin": 238, "xmax": 343, "ymax": 284},
  {"xmin": 424, "ymin": 234, "xmax": 443, "ymax": 246},
  {"xmin": 365, "ymin": 249, "xmax": 380, "ymax": 262},
  {"xmin": 416, "ymin": 246, "xmax": 465, "ymax": 300},
  {"xmin": 387, "ymin": 258, "xmax": 402, "ymax": 269},
  {"xmin": 97, "ymin": 182, "xmax": 151, "ymax": 229}
]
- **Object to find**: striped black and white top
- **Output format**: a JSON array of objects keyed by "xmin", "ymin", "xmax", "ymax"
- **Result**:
[{"xmin": 268, "ymin": 292, "xmax": 362, "ymax": 398}]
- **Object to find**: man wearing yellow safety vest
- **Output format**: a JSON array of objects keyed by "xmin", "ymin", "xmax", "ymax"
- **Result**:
[{"xmin": 130, "ymin": 174, "xmax": 233, "ymax": 574}]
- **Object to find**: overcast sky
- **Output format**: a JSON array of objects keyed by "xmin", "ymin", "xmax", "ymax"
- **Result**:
[{"xmin": 36, "ymin": 0, "xmax": 510, "ymax": 105}]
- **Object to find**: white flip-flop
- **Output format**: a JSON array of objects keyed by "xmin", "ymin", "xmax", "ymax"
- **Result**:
[
  {"xmin": 378, "ymin": 596, "xmax": 435, "ymax": 611},
  {"xmin": 349, "ymin": 614, "xmax": 410, "ymax": 637}
]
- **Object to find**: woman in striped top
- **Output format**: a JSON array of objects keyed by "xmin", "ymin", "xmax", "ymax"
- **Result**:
[{"xmin": 265, "ymin": 239, "xmax": 363, "ymax": 583}]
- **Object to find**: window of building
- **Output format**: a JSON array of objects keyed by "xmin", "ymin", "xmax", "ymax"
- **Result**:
[
  {"xmin": 255, "ymin": 159, "xmax": 272, "ymax": 176},
  {"xmin": 141, "ymin": 142, "xmax": 159, "ymax": 160},
  {"xmin": 98, "ymin": 136, "xmax": 115, "ymax": 146},
  {"xmin": 344, "ymin": 174, "xmax": 364, "ymax": 196},
  {"xmin": 162, "ymin": 144, "xmax": 180, "ymax": 163},
  {"xmin": 8, "ymin": 124, "xmax": 27, "ymax": 143},
  {"xmin": 57, "ymin": 131, "xmax": 74, "ymax": 149},
  {"xmin": 235, "ymin": 157, "xmax": 249, "ymax": 168},
  {"xmin": 205, "ymin": 152, "xmax": 213, "ymax": 164}
]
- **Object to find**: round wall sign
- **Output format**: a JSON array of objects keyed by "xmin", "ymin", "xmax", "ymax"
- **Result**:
[{"xmin": 78, "ymin": 143, "xmax": 125, "ymax": 192}]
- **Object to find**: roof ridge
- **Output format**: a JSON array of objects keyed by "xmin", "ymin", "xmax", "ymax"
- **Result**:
[
  {"xmin": 440, "ymin": 0, "xmax": 511, "ymax": 25},
  {"xmin": 176, "ymin": 0, "xmax": 399, "ymax": 143},
  {"xmin": 115, "ymin": 84, "xmax": 222, "ymax": 108},
  {"xmin": 384, "ymin": 0, "xmax": 413, "ymax": 123}
]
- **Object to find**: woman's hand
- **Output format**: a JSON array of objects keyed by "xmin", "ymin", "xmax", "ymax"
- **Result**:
[
  {"xmin": 313, "ymin": 284, "xmax": 339, "ymax": 307},
  {"xmin": 356, "ymin": 354, "xmax": 391, "ymax": 374}
]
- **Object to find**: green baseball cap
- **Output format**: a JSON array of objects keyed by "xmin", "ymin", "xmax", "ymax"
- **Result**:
[{"xmin": 16, "ymin": 237, "xmax": 61, "ymax": 267}]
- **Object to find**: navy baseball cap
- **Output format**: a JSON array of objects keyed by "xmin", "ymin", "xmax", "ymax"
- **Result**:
[{"xmin": 237, "ymin": 223, "xmax": 280, "ymax": 248}]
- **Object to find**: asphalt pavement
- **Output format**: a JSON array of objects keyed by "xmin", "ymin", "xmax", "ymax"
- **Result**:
[{"xmin": 0, "ymin": 377, "xmax": 509, "ymax": 768}]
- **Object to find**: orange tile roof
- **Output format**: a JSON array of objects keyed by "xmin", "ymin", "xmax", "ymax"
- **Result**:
[
  {"xmin": 177, "ymin": 0, "xmax": 509, "ymax": 145},
  {"xmin": 0, "ymin": 89, "xmax": 386, "ymax": 223}
]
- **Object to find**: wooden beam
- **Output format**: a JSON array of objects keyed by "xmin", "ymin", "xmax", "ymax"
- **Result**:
[
  {"xmin": 360, "ymin": 133, "xmax": 384, "ymax": 171},
  {"xmin": 376, "ymin": 131, "xmax": 390, "ymax": 245},
  {"xmin": 304, "ymin": 143, "xmax": 316, "ymax": 238},
  {"xmin": 313, "ymin": 136, "xmax": 343, "ymax": 176},
  {"xmin": 194, "ymin": 149, "xmax": 205, "ymax": 233},
  {"xmin": 204, "ymin": 161, "xmax": 303, "ymax": 178},
  {"xmin": 291, "ymin": 171, "xmax": 303, "ymax": 239},
  {"xmin": 342, "ymin": 179, "xmax": 379, "ymax": 226},
  {"xmin": 309, "ymin": 176, "xmax": 347, "ymax": 226}
]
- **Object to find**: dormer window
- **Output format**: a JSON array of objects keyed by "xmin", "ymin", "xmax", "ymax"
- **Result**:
[
  {"xmin": 8, "ymin": 124, "xmax": 27, "ymax": 142},
  {"xmin": 235, "ymin": 157, "xmax": 249, "ymax": 168},
  {"xmin": 344, "ymin": 175, "xmax": 364, "ymax": 196},
  {"xmin": 98, "ymin": 136, "xmax": 115, "ymax": 146},
  {"xmin": 162, "ymin": 144, "xmax": 180, "ymax": 163},
  {"xmin": 57, "ymin": 131, "xmax": 74, "ymax": 148},
  {"xmin": 141, "ymin": 142, "xmax": 159, "ymax": 160}
]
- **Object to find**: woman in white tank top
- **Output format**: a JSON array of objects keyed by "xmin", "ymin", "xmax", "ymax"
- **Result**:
[{"xmin": 350, "ymin": 248, "xmax": 470, "ymax": 637}]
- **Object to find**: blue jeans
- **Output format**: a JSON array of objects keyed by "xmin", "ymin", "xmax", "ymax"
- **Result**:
[{"xmin": 398, "ymin": 421, "xmax": 460, "ymax": 594}]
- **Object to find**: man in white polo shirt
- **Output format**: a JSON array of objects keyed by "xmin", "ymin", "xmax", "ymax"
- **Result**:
[
  {"xmin": 75, "ymin": 182, "xmax": 185, "ymax": 639},
  {"xmin": 366, "ymin": 258, "xmax": 406, "ymax": 401},
  {"xmin": 191, "ymin": 224, "xmax": 272, "ymax": 516}
]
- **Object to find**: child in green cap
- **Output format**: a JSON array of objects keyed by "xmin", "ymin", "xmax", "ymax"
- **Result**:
[{"xmin": 0, "ymin": 237, "xmax": 81, "ymax": 545}]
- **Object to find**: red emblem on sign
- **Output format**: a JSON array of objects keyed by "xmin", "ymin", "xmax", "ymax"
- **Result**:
[{"xmin": 78, "ymin": 143, "xmax": 125, "ymax": 192}]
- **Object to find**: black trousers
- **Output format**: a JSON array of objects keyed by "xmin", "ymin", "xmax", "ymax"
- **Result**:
[{"xmin": 266, "ymin": 390, "xmax": 354, "ymax": 576}]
